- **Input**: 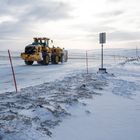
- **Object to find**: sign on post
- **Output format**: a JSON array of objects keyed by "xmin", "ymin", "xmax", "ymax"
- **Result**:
[
  {"xmin": 99, "ymin": 32, "xmax": 106, "ymax": 44},
  {"xmin": 98, "ymin": 32, "xmax": 107, "ymax": 73}
]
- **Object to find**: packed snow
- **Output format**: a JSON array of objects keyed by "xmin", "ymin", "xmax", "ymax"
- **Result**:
[{"xmin": 0, "ymin": 49, "xmax": 140, "ymax": 140}]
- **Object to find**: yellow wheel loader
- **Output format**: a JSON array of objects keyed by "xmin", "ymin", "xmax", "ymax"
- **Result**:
[{"xmin": 20, "ymin": 37, "xmax": 68, "ymax": 65}]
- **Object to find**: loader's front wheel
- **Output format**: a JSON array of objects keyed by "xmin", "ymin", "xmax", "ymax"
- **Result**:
[
  {"xmin": 55, "ymin": 55, "xmax": 59, "ymax": 64},
  {"xmin": 25, "ymin": 61, "xmax": 34, "ymax": 65},
  {"xmin": 45, "ymin": 55, "xmax": 49, "ymax": 65},
  {"xmin": 51, "ymin": 55, "xmax": 59, "ymax": 64}
]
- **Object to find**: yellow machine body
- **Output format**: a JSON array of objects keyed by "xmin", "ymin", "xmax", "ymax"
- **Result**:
[
  {"xmin": 21, "ymin": 53, "xmax": 41, "ymax": 61},
  {"xmin": 21, "ymin": 37, "xmax": 68, "ymax": 65}
]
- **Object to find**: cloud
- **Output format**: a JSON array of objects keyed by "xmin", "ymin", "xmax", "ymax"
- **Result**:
[
  {"xmin": 106, "ymin": 0, "xmax": 121, "ymax": 3},
  {"xmin": 84, "ymin": 30, "xmax": 140, "ymax": 44},
  {"xmin": 6, "ymin": 0, "xmax": 31, "ymax": 5},
  {"xmin": 99, "ymin": 10, "xmax": 124, "ymax": 17},
  {"xmin": 24, "ymin": 2, "xmax": 71, "ymax": 22},
  {"xmin": 74, "ymin": 24, "xmax": 115, "ymax": 33},
  {"xmin": 108, "ymin": 31, "xmax": 140, "ymax": 42},
  {"xmin": 0, "ymin": 21, "xmax": 34, "ymax": 39},
  {"xmin": 10, "ymin": 0, "xmax": 72, "ymax": 22},
  {"xmin": 0, "ymin": 0, "xmax": 72, "ymax": 40},
  {"xmin": 70, "ymin": 9, "xmax": 125, "ymax": 36}
]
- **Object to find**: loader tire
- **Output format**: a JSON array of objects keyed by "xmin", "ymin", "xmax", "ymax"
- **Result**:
[
  {"xmin": 55, "ymin": 55, "xmax": 59, "ymax": 64},
  {"xmin": 42, "ymin": 54, "xmax": 49, "ymax": 65},
  {"xmin": 45, "ymin": 54, "xmax": 49, "ymax": 65},
  {"xmin": 37, "ymin": 61, "xmax": 44, "ymax": 65},
  {"xmin": 25, "ymin": 61, "xmax": 34, "ymax": 65},
  {"xmin": 51, "ymin": 54, "xmax": 55, "ymax": 64},
  {"xmin": 60, "ymin": 54, "xmax": 64, "ymax": 63}
]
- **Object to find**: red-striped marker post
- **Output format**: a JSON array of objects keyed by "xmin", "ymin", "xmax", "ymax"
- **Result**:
[
  {"xmin": 8, "ymin": 50, "xmax": 18, "ymax": 93},
  {"xmin": 86, "ymin": 51, "xmax": 89, "ymax": 74}
]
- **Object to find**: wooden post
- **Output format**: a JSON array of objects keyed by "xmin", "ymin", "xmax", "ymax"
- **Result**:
[{"xmin": 8, "ymin": 50, "xmax": 18, "ymax": 93}]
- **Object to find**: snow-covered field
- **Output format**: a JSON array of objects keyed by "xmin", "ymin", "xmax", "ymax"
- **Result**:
[{"xmin": 0, "ymin": 49, "xmax": 140, "ymax": 140}]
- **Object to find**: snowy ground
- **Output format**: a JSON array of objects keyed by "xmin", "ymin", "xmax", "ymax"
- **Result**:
[{"xmin": 0, "ymin": 49, "xmax": 140, "ymax": 140}]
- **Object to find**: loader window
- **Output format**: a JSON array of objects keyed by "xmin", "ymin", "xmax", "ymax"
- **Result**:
[
  {"xmin": 25, "ymin": 46, "xmax": 35, "ymax": 54},
  {"xmin": 32, "ymin": 38, "xmax": 39, "ymax": 45},
  {"xmin": 42, "ymin": 40, "xmax": 47, "ymax": 47}
]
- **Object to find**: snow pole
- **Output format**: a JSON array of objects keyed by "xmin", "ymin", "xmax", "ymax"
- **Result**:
[
  {"xmin": 86, "ymin": 51, "xmax": 89, "ymax": 74},
  {"xmin": 8, "ymin": 50, "xmax": 18, "ymax": 93}
]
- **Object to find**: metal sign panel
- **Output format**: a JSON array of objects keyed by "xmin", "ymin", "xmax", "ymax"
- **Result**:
[{"xmin": 99, "ymin": 32, "xmax": 106, "ymax": 44}]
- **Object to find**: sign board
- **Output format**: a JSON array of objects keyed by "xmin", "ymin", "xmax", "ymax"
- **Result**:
[{"xmin": 99, "ymin": 32, "xmax": 106, "ymax": 44}]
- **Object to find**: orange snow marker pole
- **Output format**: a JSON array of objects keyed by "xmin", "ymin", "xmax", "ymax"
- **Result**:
[
  {"xmin": 8, "ymin": 50, "xmax": 18, "ymax": 93},
  {"xmin": 86, "ymin": 51, "xmax": 89, "ymax": 74}
]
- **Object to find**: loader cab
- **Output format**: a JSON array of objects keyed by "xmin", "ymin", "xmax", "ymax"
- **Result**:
[
  {"xmin": 33, "ymin": 37, "xmax": 50, "ymax": 47},
  {"xmin": 32, "ymin": 38, "xmax": 39, "ymax": 45}
]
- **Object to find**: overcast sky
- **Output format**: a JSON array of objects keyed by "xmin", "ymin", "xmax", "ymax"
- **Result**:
[{"xmin": 0, "ymin": 0, "xmax": 140, "ymax": 50}]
